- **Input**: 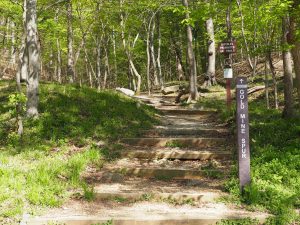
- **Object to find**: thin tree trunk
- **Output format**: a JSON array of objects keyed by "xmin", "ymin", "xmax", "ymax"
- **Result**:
[
  {"xmin": 56, "ymin": 38, "xmax": 62, "ymax": 83},
  {"xmin": 83, "ymin": 40, "xmax": 93, "ymax": 88},
  {"xmin": 264, "ymin": 58, "xmax": 270, "ymax": 109},
  {"xmin": 112, "ymin": 29, "xmax": 118, "ymax": 85},
  {"xmin": 10, "ymin": 21, "xmax": 16, "ymax": 65},
  {"xmin": 171, "ymin": 28, "xmax": 186, "ymax": 80},
  {"xmin": 15, "ymin": 2, "xmax": 28, "ymax": 136},
  {"xmin": 54, "ymin": 11, "xmax": 62, "ymax": 83},
  {"xmin": 26, "ymin": 0, "xmax": 40, "ymax": 117},
  {"xmin": 289, "ymin": 16, "xmax": 300, "ymax": 101},
  {"xmin": 267, "ymin": 51, "xmax": 279, "ymax": 109},
  {"xmin": 176, "ymin": 55, "xmax": 184, "ymax": 81},
  {"xmin": 49, "ymin": 49, "xmax": 54, "ymax": 81},
  {"xmin": 120, "ymin": 2, "xmax": 140, "ymax": 94},
  {"xmin": 204, "ymin": 17, "xmax": 216, "ymax": 87},
  {"xmin": 103, "ymin": 40, "xmax": 110, "ymax": 89},
  {"xmin": 282, "ymin": 16, "xmax": 294, "ymax": 118},
  {"xmin": 146, "ymin": 28, "xmax": 151, "ymax": 95},
  {"xmin": 236, "ymin": 0, "xmax": 254, "ymax": 71},
  {"xmin": 252, "ymin": 0, "xmax": 258, "ymax": 78},
  {"xmin": 67, "ymin": 0, "xmax": 75, "ymax": 83},
  {"xmin": 150, "ymin": 19, "xmax": 159, "ymax": 87},
  {"xmin": 156, "ymin": 12, "xmax": 163, "ymax": 89},
  {"xmin": 182, "ymin": 0, "xmax": 199, "ymax": 102},
  {"xmin": 96, "ymin": 37, "xmax": 102, "ymax": 91}
]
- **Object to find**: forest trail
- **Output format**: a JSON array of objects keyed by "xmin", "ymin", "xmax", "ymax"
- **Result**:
[{"xmin": 24, "ymin": 94, "xmax": 268, "ymax": 225}]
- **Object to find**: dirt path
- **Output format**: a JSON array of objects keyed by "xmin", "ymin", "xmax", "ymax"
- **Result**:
[{"xmin": 23, "ymin": 94, "xmax": 268, "ymax": 225}]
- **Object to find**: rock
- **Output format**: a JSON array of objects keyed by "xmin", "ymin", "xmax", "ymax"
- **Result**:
[
  {"xmin": 162, "ymin": 85, "xmax": 181, "ymax": 95},
  {"xmin": 116, "ymin": 87, "xmax": 135, "ymax": 97},
  {"xmin": 101, "ymin": 172, "xmax": 125, "ymax": 183}
]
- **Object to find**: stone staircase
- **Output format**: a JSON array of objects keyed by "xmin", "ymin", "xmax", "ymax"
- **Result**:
[{"xmin": 24, "ymin": 94, "xmax": 268, "ymax": 225}]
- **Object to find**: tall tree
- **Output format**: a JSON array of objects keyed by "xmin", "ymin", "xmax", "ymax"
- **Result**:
[
  {"xmin": 67, "ymin": 0, "xmax": 75, "ymax": 83},
  {"xmin": 25, "ymin": 0, "xmax": 40, "ymax": 117},
  {"xmin": 289, "ymin": 1, "xmax": 300, "ymax": 102},
  {"xmin": 204, "ymin": 17, "xmax": 216, "ymax": 87},
  {"xmin": 182, "ymin": 0, "xmax": 199, "ymax": 102},
  {"xmin": 282, "ymin": 15, "xmax": 294, "ymax": 118}
]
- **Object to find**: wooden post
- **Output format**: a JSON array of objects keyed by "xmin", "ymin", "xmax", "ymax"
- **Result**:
[
  {"xmin": 236, "ymin": 77, "xmax": 251, "ymax": 190},
  {"xmin": 226, "ymin": 79, "xmax": 231, "ymax": 108}
]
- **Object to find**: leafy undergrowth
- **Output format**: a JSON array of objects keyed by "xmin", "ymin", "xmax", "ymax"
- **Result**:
[
  {"xmin": 0, "ymin": 80, "xmax": 157, "ymax": 221},
  {"xmin": 197, "ymin": 84, "xmax": 300, "ymax": 224},
  {"xmin": 207, "ymin": 99, "xmax": 300, "ymax": 223}
]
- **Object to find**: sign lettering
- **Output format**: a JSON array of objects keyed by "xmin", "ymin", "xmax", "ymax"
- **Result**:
[
  {"xmin": 236, "ymin": 77, "xmax": 251, "ymax": 189},
  {"xmin": 219, "ymin": 41, "xmax": 237, "ymax": 54}
]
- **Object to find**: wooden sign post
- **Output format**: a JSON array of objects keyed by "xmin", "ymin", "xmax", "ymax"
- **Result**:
[
  {"xmin": 236, "ymin": 77, "xmax": 251, "ymax": 189},
  {"xmin": 219, "ymin": 41, "xmax": 236, "ymax": 109}
]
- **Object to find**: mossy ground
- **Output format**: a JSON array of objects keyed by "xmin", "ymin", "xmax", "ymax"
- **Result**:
[{"xmin": 0, "ymin": 80, "xmax": 157, "ymax": 222}]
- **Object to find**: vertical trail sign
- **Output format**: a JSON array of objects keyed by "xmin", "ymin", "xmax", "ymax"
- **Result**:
[{"xmin": 236, "ymin": 77, "xmax": 251, "ymax": 189}]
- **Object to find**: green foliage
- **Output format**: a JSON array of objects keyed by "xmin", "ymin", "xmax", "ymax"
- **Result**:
[
  {"xmin": 101, "ymin": 220, "xmax": 113, "ymax": 225},
  {"xmin": 160, "ymin": 196, "xmax": 196, "ymax": 206},
  {"xmin": 91, "ymin": 220, "xmax": 113, "ymax": 225},
  {"xmin": 0, "ymin": 81, "xmax": 157, "ymax": 221},
  {"xmin": 224, "ymin": 101, "xmax": 300, "ymax": 224},
  {"xmin": 216, "ymin": 218, "xmax": 260, "ymax": 225},
  {"xmin": 165, "ymin": 140, "xmax": 185, "ymax": 148},
  {"xmin": 140, "ymin": 193, "xmax": 154, "ymax": 201}
]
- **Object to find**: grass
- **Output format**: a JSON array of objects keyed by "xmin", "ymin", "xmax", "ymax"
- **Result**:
[
  {"xmin": 200, "ymin": 81, "xmax": 300, "ymax": 224},
  {"xmin": 201, "ymin": 162, "xmax": 224, "ymax": 179},
  {"xmin": 216, "ymin": 218, "xmax": 260, "ymax": 225},
  {"xmin": 0, "ymin": 80, "xmax": 157, "ymax": 222}
]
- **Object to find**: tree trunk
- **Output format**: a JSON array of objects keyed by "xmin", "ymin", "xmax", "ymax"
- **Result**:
[
  {"xmin": 54, "ymin": 11, "xmax": 62, "ymax": 84},
  {"xmin": 56, "ymin": 38, "xmax": 62, "ymax": 83},
  {"xmin": 150, "ymin": 19, "xmax": 159, "ymax": 87},
  {"xmin": 96, "ymin": 37, "xmax": 102, "ymax": 91},
  {"xmin": 289, "ymin": 16, "xmax": 300, "ymax": 101},
  {"xmin": 267, "ymin": 51, "xmax": 279, "ymax": 109},
  {"xmin": 176, "ymin": 55, "xmax": 184, "ymax": 81},
  {"xmin": 204, "ymin": 17, "xmax": 216, "ymax": 87},
  {"xmin": 236, "ymin": 0, "xmax": 254, "ymax": 71},
  {"xmin": 171, "ymin": 27, "xmax": 186, "ymax": 80},
  {"xmin": 156, "ymin": 12, "xmax": 164, "ymax": 89},
  {"xmin": 26, "ymin": 0, "xmax": 40, "ymax": 117},
  {"xmin": 112, "ymin": 29, "xmax": 118, "ymax": 85},
  {"xmin": 103, "ymin": 41, "xmax": 110, "ymax": 89},
  {"xmin": 146, "ymin": 28, "xmax": 151, "ymax": 94},
  {"xmin": 10, "ymin": 21, "xmax": 16, "ymax": 65},
  {"xmin": 182, "ymin": 0, "xmax": 199, "ymax": 102},
  {"xmin": 264, "ymin": 58, "xmax": 270, "ymax": 109},
  {"xmin": 282, "ymin": 16, "xmax": 294, "ymax": 118},
  {"xmin": 67, "ymin": 0, "xmax": 75, "ymax": 83},
  {"xmin": 120, "ymin": 2, "xmax": 141, "ymax": 94}
]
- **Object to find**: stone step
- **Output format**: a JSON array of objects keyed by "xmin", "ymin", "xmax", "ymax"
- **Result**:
[
  {"xmin": 157, "ymin": 108, "xmax": 217, "ymax": 115},
  {"xmin": 143, "ymin": 127, "xmax": 229, "ymax": 137},
  {"xmin": 25, "ymin": 217, "xmax": 268, "ymax": 225},
  {"xmin": 92, "ymin": 180, "xmax": 221, "ymax": 203},
  {"xmin": 133, "ymin": 96, "xmax": 175, "ymax": 106},
  {"xmin": 109, "ymin": 168, "xmax": 224, "ymax": 180},
  {"xmin": 121, "ymin": 149, "xmax": 232, "ymax": 160},
  {"xmin": 24, "ymin": 202, "xmax": 269, "ymax": 225},
  {"xmin": 122, "ymin": 137, "xmax": 226, "ymax": 148}
]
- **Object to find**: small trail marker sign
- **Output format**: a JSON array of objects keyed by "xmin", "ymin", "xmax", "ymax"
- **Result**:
[
  {"xmin": 236, "ymin": 77, "xmax": 251, "ymax": 189},
  {"xmin": 219, "ymin": 41, "xmax": 237, "ymax": 54}
]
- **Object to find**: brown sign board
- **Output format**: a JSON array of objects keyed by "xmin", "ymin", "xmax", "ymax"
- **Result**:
[
  {"xmin": 219, "ymin": 41, "xmax": 237, "ymax": 54},
  {"xmin": 236, "ymin": 77, "xmax": 251, "ymax": 190}
]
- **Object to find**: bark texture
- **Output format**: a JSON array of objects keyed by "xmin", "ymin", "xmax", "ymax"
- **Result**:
[
  {"xmin": 26, "ymin": 0, "xmax": 40, "ymax": 117},
  {"xmin": 204, "ymin": 17, "xmax": 216, "ymax": 87},
  {"xmin": 282, "ymin": 16, "xmax": 294, "ymax": 118},
  {"xmin": 182, "ymin": 0, "xmax": 198, "ymax": 102},
  {"xmin": 67, "ymin": 0, "xmax": 75, "ymax": 83}
]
